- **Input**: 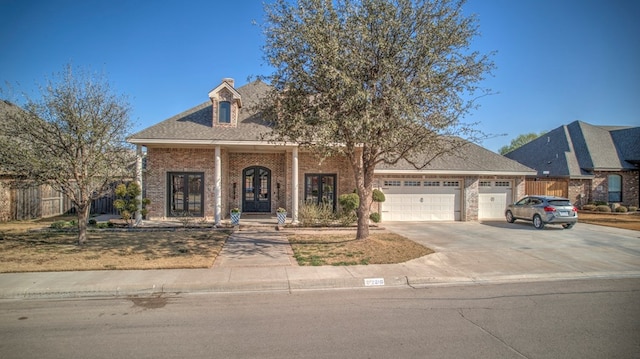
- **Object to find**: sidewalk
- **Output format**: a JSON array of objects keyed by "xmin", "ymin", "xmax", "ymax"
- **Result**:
[{"xmin": 1, "ymin": 223, "xmax": 640, "ymax": 299}]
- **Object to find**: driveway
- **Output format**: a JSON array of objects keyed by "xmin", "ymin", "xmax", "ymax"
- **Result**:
[{"xmin": 384, "ymin": 221, "xmax": 640, "ymax": 282}]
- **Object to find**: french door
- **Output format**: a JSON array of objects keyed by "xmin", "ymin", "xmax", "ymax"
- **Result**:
[
  {"xmin": 243, "ymin": 166, "xmax": 271, "ymax": 212},
  {"xmin": 167, "ymin": 172, "xmax": 204, "ymax": 217},
  {"xmin": 305, "ymin": 174, "xmax": 337, "ymax": 211}
]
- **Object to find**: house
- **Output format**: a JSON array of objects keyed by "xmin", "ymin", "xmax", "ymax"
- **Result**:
[
  {"xmin": 504, "ymin": 121, "xmax": 640, "ymax": 208},
  {"xmin": 127, "ymin": 78, "xmax": 536, "ymax": 224}
]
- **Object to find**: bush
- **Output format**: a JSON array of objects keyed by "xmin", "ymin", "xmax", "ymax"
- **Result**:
[
  {"xmin": 594, "ymin": 201, "xmax": 608, "ymax": 206},
  {"xmin": 615, "ymin": 206, "xmax": 628, "ymax": 213},
  {"xmin": 582, "ymin": 204, "xmax": 596, "ymax": 211},
  {"xmin": 372, "ymin": 189, "xmax": 386, "ymax": 203},
  {"xmin": 299, "ymin": 201, "xmax": 334, "ymax": 226},
  {"xmin": 629, "ymin": 206, "xmax": 638, "ymax": 212},
  {"xmin": 50, "ymin": 221, "xmax": 69, "ymax": 229},
  {"xmin": 369, "ymin": 212, "xmax": 381, "ymax": 223},
  {"xmin": 338, "ymin": 193, "xmax": 359, "ymax": 213},
  {"xmin": 595, "ymin": 205, "xmax": 612, "ymax": 212},
  {"xmin": 88, "ymin": 218, "xmax": 97, "ymax": 226}
]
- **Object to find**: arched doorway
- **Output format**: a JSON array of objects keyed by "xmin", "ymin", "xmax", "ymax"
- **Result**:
[{"xmin": 242, "ymin": 166, "xmax": 271, "ymax": 212}]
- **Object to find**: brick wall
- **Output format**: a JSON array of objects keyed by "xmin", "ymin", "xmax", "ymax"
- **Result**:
[
  {"xmin": 227, "ymin": 152, "xmax": 287, "ymax": 214},
  {"xmin": 145, "ymin": 147, "xmax": 217, "ymax": 219},
  {"xmin": 590, "ymin": 171, "xmax": 639, "ymax": 207}
]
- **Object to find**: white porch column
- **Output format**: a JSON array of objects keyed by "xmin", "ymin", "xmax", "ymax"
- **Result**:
[
  {"xmin": 292, "ymin": 147, "xmax": 299, "ymax": 224},
  {"xmin": 135, "ymin": 145, "xmax": 143, "ymax": 226},
  {"xmin": 214, "ymin": 145, "xmax": 222, "ymax": 226}
]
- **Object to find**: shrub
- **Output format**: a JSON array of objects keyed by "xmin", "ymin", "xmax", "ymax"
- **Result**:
[
  {"xmin": 582, "ymin": 204, "xmax": 596, "ymax": 211},
  {"xmin": 629, "ymin": 206, "xmax": 638, "ymax": 212},
  {"xmin": 615, "ymin": 206, "xmax": 628, "ymax": 213},
  {"xmin": 338, "ymin": 193, "xmax": 359, "ymax": 213},
  {"xmin": 50, "ymin": 221, "xmax": 70, "ymax": 229},
  {"xmin": 113, "ymin": 182, "xmax": 150, "ymax": 225},
  {"xmin": 88, "ymin": 218, "xmax": 97, "ymax": 226},
  {"xmin": 595, "ymin": 205, "xmax": 612, "ymax": 212},
  {"xmin": 372, "ymin": 189, "xmax": 386, "ymax": 203},
  {"xmin": 369, "ymin": 212, "xmax": 381, "ymax": 223},
  {"xmin": 594, "ymin": 201, "xmax": 608, "ymax": 206},
  {"xmin": 299, "ymin": 201, "xmax": 334, "ymax": 226}
]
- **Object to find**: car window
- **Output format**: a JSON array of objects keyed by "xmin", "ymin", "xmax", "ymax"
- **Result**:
[
  {"xmin": 528, "ymin": 198, "xmax": 541, "ymax": 205},
  {"xmin": 516, "ymin": 198, "xmax": 529, "ymax": 205},
  {"xmin": 548, "ymin": 200, "xmax": 572, "ymax": 206}
]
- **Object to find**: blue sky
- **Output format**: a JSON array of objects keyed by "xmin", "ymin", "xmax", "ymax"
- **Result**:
[{"xmin": 1, "ymin": 0, "xmax": 638, "ymax": 153}]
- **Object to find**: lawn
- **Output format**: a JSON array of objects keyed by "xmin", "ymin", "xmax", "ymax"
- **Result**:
[
  {"xmin": 288, "ymin": 230, "xmax": 433, "ymax": 266},
  {"xmin": 578, "ymin": 212, "xmax": 640, "ymax": 231},
  {"xmin": 0, "ymin": 225, "xmax": 229, "ymax": 273},
  {"xmin": 1, "ymin": 211, "xmax": 637, "ymax": 272}
]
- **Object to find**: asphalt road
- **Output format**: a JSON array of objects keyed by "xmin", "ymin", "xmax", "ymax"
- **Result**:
[{"xmin": 1, "ymin": 278, "xmax": 638, "ymax": 359}]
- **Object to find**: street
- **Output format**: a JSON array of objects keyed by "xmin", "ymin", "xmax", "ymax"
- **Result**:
[{"xmin": 1, "ymin": 278, "xmax": 638, "ymax": 358}]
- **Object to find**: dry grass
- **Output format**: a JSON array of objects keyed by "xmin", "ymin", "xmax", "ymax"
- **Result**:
[
  {"xmin": 288, "ymin": 231, "xmax": 433, "ymax": 266},
  {"xmin": 579, "ymin": 212, "xmax": 640, "ymax": 231},
  {"xmin": 0, "ymin": 229, "xmax": 229, "ymax": 273}
]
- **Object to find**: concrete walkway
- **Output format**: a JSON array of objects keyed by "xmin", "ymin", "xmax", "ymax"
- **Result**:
[{"xmin": 1, "ymin": 222, "xmax": 639, "ymax": 299}]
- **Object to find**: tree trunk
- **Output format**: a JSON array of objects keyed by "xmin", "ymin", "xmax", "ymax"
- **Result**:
[
  {"xmin": 77, "ymin": 204, "xmax": 90, "ymax": 246},
  {"xmin": 355, "ymin": 188, "xmax": 372, "ymax": 240}
]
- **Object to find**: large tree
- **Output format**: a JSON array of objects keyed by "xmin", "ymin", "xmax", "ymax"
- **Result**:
[
  {"xmin": 498, "ymin": 132, "xmax": 545, "ymax": 155},
  {"xmin": 260, "ymin": 0, "xmax": 494, "ymax": 239},
  {"xmin": 0, "ymin": 65, "xmax": 134, "ymax": 245}
]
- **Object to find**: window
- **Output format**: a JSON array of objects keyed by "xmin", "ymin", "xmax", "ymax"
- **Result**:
[
  {"xmin": 167, "ymin": 172, "xmax": 204, "ymax": 217},
  {"xmin": 495, "ymin": 181, "xmax": 511, "ymax": 187},
  {"xmin": 404, "ymin": 180, "xmax": 421, "ymax": 187},
  {"xmin": 305, "ymin": 174, "xmax": 337, "ymax": 211},
  {"xmin": 219, "ymin": 101, "xmax": 231, "ymax": 123},
  {"xmin": 443, "ymin": 181, "xmax": 460, "ymax": 187},
  {"xmin": 383, "ymin": 180, "xmax": 401, "ymax": 187},
  {"xmin": 479, "ymin": 181, "xmax": 491, "ymax": 187},
  {"xmin": 424, "ymin": 181, "xmax": 440, "ymax": 187},
  {"xmin": 608, "ymin": 174, "xmax": 622, "ymax": 202}
]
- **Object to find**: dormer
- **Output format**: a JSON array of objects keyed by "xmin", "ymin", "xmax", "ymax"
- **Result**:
[{"xmin": 208, "ymin": 78, "xmax": 242, "ymax": 127}]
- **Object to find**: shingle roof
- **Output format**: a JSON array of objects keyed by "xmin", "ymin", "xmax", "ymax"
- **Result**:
[
  {"xmin": 129, "ymin": 81, "xmax": 534, "ymax": 175},
  {"xmin": 128, "ymin": 80, "xmax": 272, "ymax": 143},
  {"xmin": 377, "ymin": 140, "xmax": 536, "ymax": 174},
  {"xmin": 505, "ymin": 120, "xmax": 640, "ymax": 177}
]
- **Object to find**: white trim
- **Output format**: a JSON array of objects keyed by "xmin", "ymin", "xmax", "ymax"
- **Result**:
[
  {"xmin": 214, "ymin": 146, "xmax": 221, "ymax": 225},
  {"xmin": 292, "ymin": 147, "xmax": 299, "ymax": 224},
  {"xmin": 374, "ymin": 169, "xmax": 536, "ymax": 176},
  {"xmin": 128, "ymin": 138, "xmax": 296, "ymax": 147}
]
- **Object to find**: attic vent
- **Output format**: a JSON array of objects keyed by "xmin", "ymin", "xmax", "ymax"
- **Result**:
[{"xmin": 547, "ymin": 137, "xmax": 550, "ymax": 143}]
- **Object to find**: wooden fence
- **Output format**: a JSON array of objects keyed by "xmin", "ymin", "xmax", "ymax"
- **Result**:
[
  {"xmin": 0, "ymin": 181, "xmax": 119, "ymax": 221},
  {"xmin": 525, "ymin": 179, "xmax": 568, "ymax": 198}
]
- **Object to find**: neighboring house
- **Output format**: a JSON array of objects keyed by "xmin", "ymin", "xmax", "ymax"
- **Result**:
[
  {"xmin": 504, "ymin": 121, "xmax": 640, "ymax": 208},
  {"xmin": 128, "ymin": 78, "xmax": 536, "ymax": 223}
]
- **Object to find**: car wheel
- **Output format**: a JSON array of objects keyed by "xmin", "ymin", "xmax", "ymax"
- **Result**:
[
  {"xmin": 505, "ymin": 211, "xmax": 516, "ymax": 223},
  {"xmin": 562, "ymin": 223, "xmax": 575, "ymax": 229},
  {"xmin": 533, "ymin": 214, "xmax": 545, "ymax": 229}
]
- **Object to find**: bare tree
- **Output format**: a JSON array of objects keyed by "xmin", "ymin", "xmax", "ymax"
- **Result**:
[
  {"xmin": 0, "ymin": 65, "xmax": 134, "ymax": 245},
  {"xmin": 260, "ymin": 0, "xmax": 494, "ymax": 239}
]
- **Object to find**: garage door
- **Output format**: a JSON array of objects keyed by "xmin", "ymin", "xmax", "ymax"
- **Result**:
[
  {"xmin": 381, "ymin": 179, "xmax": 461, "ymax": 221},
  {"xmin": 478, "ymin": 180, "xmax": 512, "ymax": 220}
]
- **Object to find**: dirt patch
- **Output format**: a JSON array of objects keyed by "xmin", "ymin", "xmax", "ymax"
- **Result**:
[
  {"xmin": 579, "ymin": 212, "xmax": 640, "ymax": 231},
  {"xmin": 0, "ymin": 229, "xmax": 229, "ymax": 273},
  {"xmin": 288, "ymin": 231, "xmax": 433, "ymax": 266}
]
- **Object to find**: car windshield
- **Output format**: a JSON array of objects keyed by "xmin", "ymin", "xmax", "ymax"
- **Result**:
[{"xmin": 548, "ymin": 200, "xmax": 572, "ymax": 206}]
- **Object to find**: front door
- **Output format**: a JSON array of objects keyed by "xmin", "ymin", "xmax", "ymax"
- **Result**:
[{"xmin": 243, "ymin": 166, "xmax": 271, "ymax": 212}]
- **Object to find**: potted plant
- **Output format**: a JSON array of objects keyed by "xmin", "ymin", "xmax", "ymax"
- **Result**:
[
  {"xmin": 276, "ymin": 207, "xmax": 287, "ymax": 225},
  {"xmin": 230, "ymin": 207, "xmax": 241, "ymax": 225}
]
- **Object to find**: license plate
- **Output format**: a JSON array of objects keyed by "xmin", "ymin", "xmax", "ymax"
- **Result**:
[{"xmin": 559, "ymin": 211, "xmax": 569, "ymax": 216}]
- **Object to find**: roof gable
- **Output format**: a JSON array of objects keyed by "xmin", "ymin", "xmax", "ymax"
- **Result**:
[{"xmin": 505, "ymin": 120, "xmax": 640, "ymax": 177}]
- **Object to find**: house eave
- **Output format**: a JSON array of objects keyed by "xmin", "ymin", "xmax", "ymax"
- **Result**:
[
  {"xmin": 374, "ymin": 169, "xmax": 537, "ymax": 177},
  {"xmin": 128, "ymin": 138, "xmax": 297, "ymax": 149}
]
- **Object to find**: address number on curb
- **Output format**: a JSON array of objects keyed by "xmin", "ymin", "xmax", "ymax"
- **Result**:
[{"xmin": 364, "ymin": 278, "xmax": 385, "ymax": 286}]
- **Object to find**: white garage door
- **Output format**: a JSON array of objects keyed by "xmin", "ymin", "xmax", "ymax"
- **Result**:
[
  {"xmin": 381, "ymin": 179, "xmax": 461, "ymax": 221},
  {"xmin": 478, "ymin": 180, "xmax": 512, "ymax": 220}
]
